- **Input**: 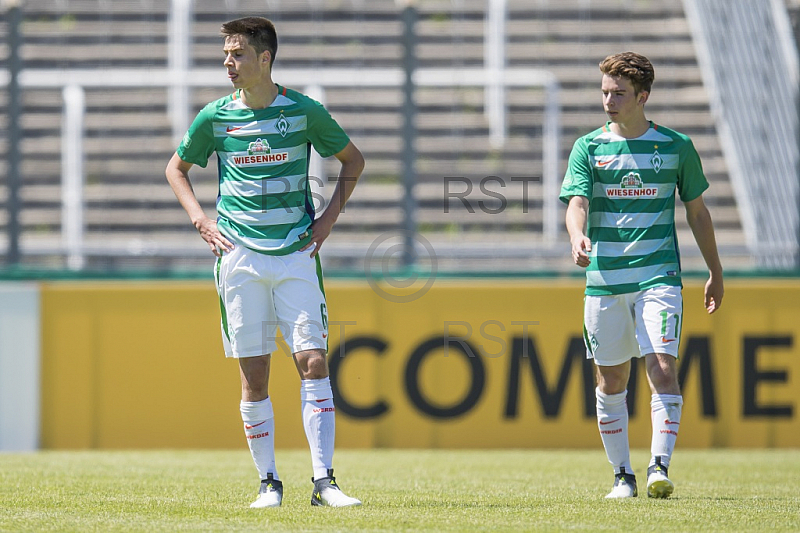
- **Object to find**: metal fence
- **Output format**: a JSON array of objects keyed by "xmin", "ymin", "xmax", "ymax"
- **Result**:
[
  {"xmin": 683, "ymin": 0, "xmax": 800, "ymax": 269},
  {"xmin": 1, "ymin": 0, "xmax": 791, "ymax": 273}
]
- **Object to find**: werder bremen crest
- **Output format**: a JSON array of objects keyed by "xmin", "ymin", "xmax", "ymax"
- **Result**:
[
  {"xmin": 276, "ymin": 113, "xmax": 290, "ymax": 137},
  {"xmin": 650, "ymin": 150, "xmax": 664, "ymax": 173}
]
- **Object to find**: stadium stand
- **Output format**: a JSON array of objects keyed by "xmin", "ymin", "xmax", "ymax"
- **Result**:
[{"xmin": 0, "ymin": 0, "xmax": 765, "ymax": 272}]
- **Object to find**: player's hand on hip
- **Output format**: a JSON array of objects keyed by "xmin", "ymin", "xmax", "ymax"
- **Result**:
[
  {"xmin": 195, "ymin": 216, "xmax": 234, "ymax": 257},
  {"xmin": 300, "ymin": 215, "xmax": 335, "ymax": 258},
  {"xmin": 571, "ymin": 235, "xmax": 592, "ymax": 268}
]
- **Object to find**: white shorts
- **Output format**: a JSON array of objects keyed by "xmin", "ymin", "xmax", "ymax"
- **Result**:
[
  {"xmin": 214, "ymin": 245, "xmax": 328, "ymax": 358},
  {"xmin": 583, "ymin": 285, "xmax": 683, "ymax": 367}
]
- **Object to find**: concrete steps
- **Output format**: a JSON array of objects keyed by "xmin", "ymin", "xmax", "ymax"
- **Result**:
[{"xmin": 0, "ymin": 0, "xmax": 747, "ymax": 272}]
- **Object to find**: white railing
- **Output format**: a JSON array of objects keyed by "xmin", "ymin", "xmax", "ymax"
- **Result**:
[
  {"xmin": 485, "ymin": 0, "xmax": 507, "ymax": 149},
  {"xmin": 683, "ymin": 0, "xmax": 800, "ymax": 268},
  {"xmin": 2, "ymin": 66, "xmax": 561, "ymax": 268},
  {"xmin": 2, "ymin": 0, "xmax": 563, "ymax": 269},
  {"xmin": 61, "ymin": 84, "xmax": 85, "ymax": 271},
  {"xmin": 168, "ymin": 0, "xmax": 193, "ymax": 145}
]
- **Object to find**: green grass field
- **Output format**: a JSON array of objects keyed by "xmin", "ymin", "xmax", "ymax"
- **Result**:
[{"xmin": 1, "ymin": 449, "xmax": 798, "ymax": 532}]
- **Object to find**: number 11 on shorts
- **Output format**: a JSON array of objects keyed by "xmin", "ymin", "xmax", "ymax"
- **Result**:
[{"xmin": 659, "ymin": 311, "xmax": 681, "ymax": 342}]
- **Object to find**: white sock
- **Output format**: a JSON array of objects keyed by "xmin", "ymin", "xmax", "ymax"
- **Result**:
[
  {"xmin": 596, "ymin": 388, "xmax": 633, "ymax": 475},
  {"xmin": 301, "ymin": 377, "xmax": 335, "ymax": 481},
  {"xmin": 240, "ymin": 397, "xmax": 278, "ymax": 481},
  {"xmin": 649, "ymin": 393, "xmax": 683, "ymax": 469}
]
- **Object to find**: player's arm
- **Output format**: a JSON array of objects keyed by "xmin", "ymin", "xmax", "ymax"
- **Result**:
[
  {"xmin": 301, "ymin": 141, "xmax": 365, "ymax": 257},
  {"xmin": 565, "ymin": 195, "xmax": 592, "ymax": 268},
  {"xmin": 165, "ymin": 152, "xmax": 234, "ymax": 257},
  {"xmin": 684, "ymin": 194, "xmax": 724, "ymax": 313}
]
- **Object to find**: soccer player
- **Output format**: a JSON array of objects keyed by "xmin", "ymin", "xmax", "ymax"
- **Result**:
[
  {"xmin": 559, "ymin": 52, "xmax": 724, "ymax": 499},
  {"xmin": 165, "ymin": 16, "xmax": 364, "ymax": 508}
]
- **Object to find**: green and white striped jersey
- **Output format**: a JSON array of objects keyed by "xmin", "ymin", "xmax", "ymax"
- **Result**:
[
  {"xmin": 559, "ymin": 122, "xmax": 708, "ymax": 296},
  {"xmin": 177, "ymin": 85, "xmax": 350, "ymax": 255}
]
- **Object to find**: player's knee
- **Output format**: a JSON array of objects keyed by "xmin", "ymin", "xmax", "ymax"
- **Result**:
[
  {"xmin": 649, "ymin": 372, "xmax": 680, "ymax": 394},
  {"xmin": 646, "ymin": 355, "xmax": 679, "ymax": 393},
  {"xmin": 306, "ymin": 357, "xmax": 329, "ymax": 380},
  {"xmin": 596, "ymin": 366, "xmax": 628, "ymax": 394},
  {"xmin": 296, "ymin": 349, "xmax": 328, "ymax": 379},
  {"xmin": 597, "ymin": 377, "xmax": 627, "ymax": 395}
]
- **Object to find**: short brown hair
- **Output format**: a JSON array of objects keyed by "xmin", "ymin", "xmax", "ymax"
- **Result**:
[
  {"xmin": 599, "ymin": 52, "xmax": 654, "ymax": 94},
  {"xmin": 221, "ymin": 17, "xmax": 278, "ymax": 67}
]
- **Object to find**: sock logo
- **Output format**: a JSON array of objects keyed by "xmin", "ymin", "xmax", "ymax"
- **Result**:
[
  {"xmin": 599, "ymin": 418, "xmax": 620, "ymax": 425},
  {"xmin": 246, "ymin": 431, "xmax": 270, "ymax": 440},
  {"xmin": 244, "ymin": 421, "xmax": 267, "ymax": 430}
]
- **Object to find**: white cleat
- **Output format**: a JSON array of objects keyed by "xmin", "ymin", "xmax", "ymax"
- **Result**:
[
  {"xmin": 646, "ymin": 462, "xmax": 674, "ymax": 499},
  {"xmin": 605, "ymin": 472, "xmax": 638, "ymax": 499},
  {"xmin": 311, "ymin": 469, "xmax": 362, "ymax": 507},
  {"xmin": 250, "ymin": 474, "xmax": 283, "ymax": 508}
]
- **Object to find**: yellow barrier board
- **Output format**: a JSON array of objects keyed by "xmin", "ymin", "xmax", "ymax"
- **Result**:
[{"xmin": 40, "ymin": 279, "xmax": 800, "ymax": 449}]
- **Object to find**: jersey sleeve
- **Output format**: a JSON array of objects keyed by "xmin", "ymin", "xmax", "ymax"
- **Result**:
[
  {"xmin": 677, "ymin": 138, "xmax": 709, "ymax": 202},
  {"xmin": 176, "ymin": 103, "xmax": 216, "ymax": 168},
  {"xmin": 559, "ymin": 137, "xmax": 593, "ymax": 204},
  {"xmin": 305, "ymin": 99, "xmax": 350, "ymax": 158}
]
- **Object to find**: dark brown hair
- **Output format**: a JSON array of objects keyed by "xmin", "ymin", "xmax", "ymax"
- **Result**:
[
  {"xmin": 221, "ymin": 17, "xmax": 278, "ymax": 67},
  {"xmin": 599, "ymin": 52, "xmax": 654, "ymax": 94}
]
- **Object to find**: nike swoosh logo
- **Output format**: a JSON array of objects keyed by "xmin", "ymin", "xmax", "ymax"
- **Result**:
[
  {"xmin": 665, "ymin": 420, "xmax": 680, "ymax": 425},
  {"xmin": 226, "ymin": 125, "xmax": 244, "ymax": 133},
  {"xmin": 599, "ymin": 418, "xmax": 620, "ymax": 425},
  {"xmin": 661, "ymin": 337, "xmax": 677, "ymax": 343},
  {"xmin": 596, "ymin": 159, "xmax": 615, "ymax": 167},
  {"xmin": 244, "ymin": 421, "xmax": 266, "ymax": 430}
]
